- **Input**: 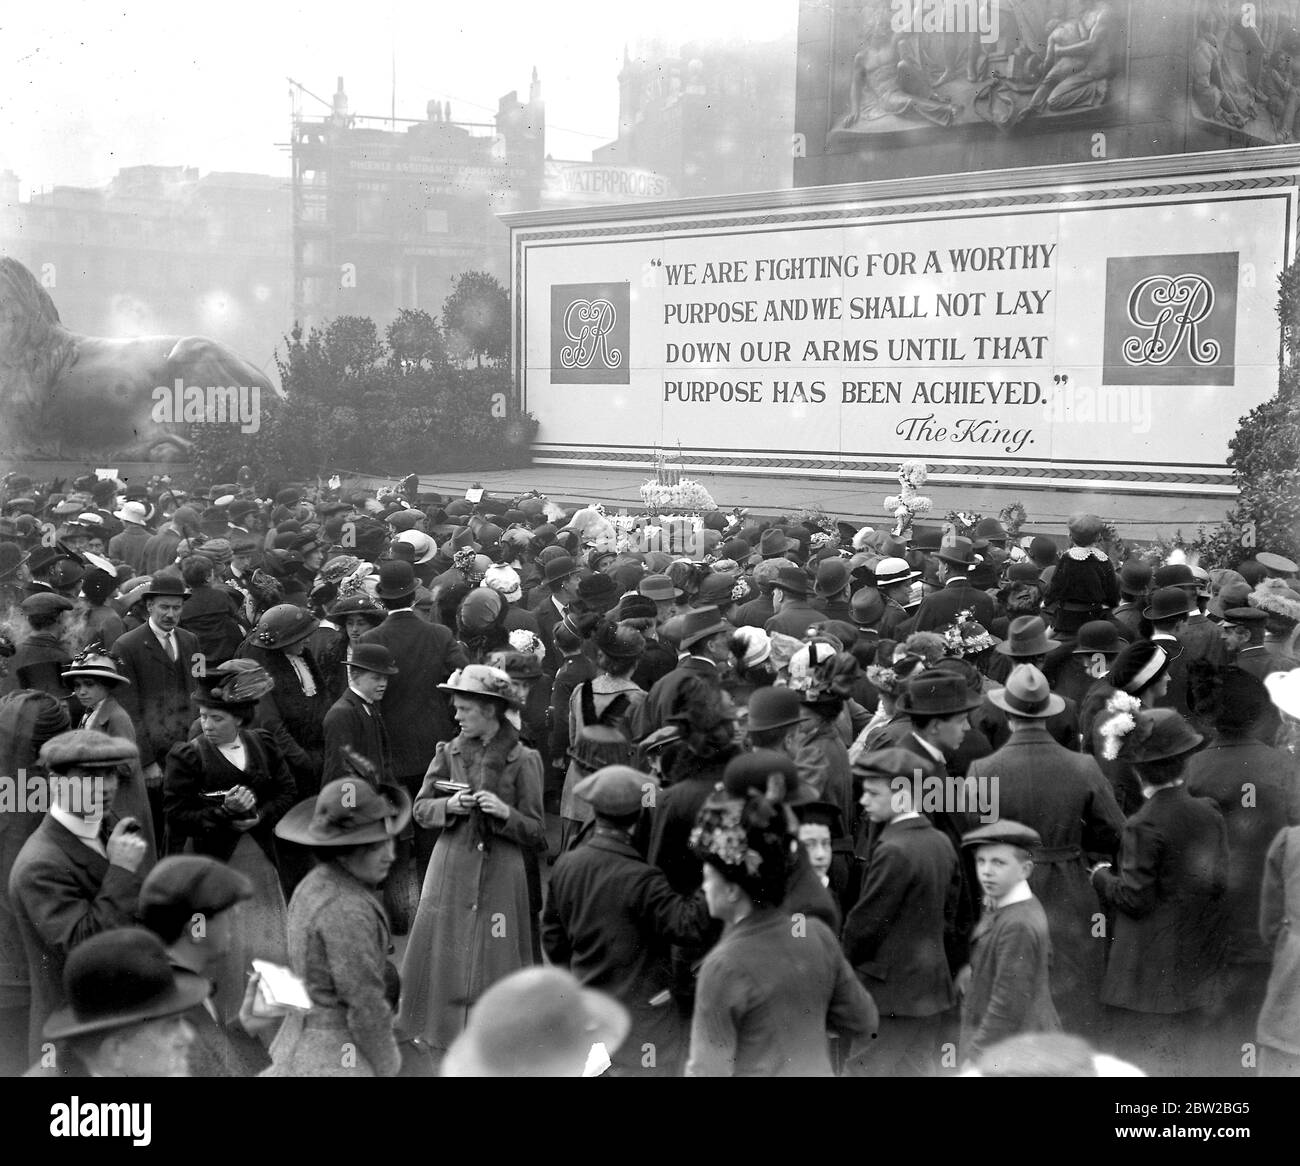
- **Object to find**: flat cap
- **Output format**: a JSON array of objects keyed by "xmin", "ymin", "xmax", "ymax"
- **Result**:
[
  {"xmin": 853, "ymin": 746, "xmax": 938, "ymax": 781},
  {"xmin": 139, "ymin": 856, "xmax": 254, "ymax": 931},
  {"xmin": 961, "ymin": 819, "xmax": 1042, "ymax": 850},
  {"xmin": 21, "ymin": 592, "xmax": 75, "ymax": 617},
  {"xmin": 574, "ymin": 765, "xmax": 652, "ymax": 817},
  {"xmin": 39, "ymin": 729, "xmax": 139, "ymax": 771}
]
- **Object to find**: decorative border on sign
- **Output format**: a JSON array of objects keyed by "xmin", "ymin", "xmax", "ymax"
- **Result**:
[
  {"xmin": 511, "ymin": 176, "xmax": 1291, "ymax": 245},
  {"xmin": 530, "ymin": 445, "xmax": 1230, "ymax": 486}
]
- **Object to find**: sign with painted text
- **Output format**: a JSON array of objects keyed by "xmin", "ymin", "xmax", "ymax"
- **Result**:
[{"xmin": 509, "ymin": 156, "xmax": 1295, "ymax": 494}]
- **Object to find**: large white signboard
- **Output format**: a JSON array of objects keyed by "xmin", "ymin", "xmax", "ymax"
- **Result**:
[{"xmin": 508, "ymin": 153, "xmax": 1297, "ymax": 495}]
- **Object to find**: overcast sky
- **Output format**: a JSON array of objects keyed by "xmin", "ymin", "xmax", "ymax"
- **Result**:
[{"xmin": 1, "ymin": 0, "xmax": 796, "ymax": 195}]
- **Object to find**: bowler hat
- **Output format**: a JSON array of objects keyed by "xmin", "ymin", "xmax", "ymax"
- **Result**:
[
  {"xmin": 42, "ymin": 928, "xmax": 211, "ymax": 1042},
  {"xmin": 275, "ymin": 778, "xmax": 412, "ymax": 847},
  {"xmin": 988, "ymin": 664, "xmax": 1065, "ymax": 719},
  {"xmin": 141, "ymin": 574, "xmax": 191, "ymax": 601},
  {"xmin": 347, "ymin": 643, "xmax": 399, "ymax": 675},
  {"xmin": 1129, "ymin": 708, "xmax": 1204, "ymax": 764},
  {"xmin": 896, "ymin": 670, "xmax": 982, "ymax": 716},
  {"xmin": 575, "ymin": 765, "xmax": 650, "ymax": 817},
  {"xmin": 542, "ymin": 555, "xmax": 582, "ymax": 587},
  {"xmin": 721, "ymin": 750, "xmax": 801, "ymax": 801},
  {"xmin": 1152, "ymin": 563, "xmax": 1196, "ymax": 591},
  {"xmin": 1143, "ymin": 586, "xmax": 1195, "ymax": 622},
  {"xmin": 962, "ymin": 820, "xmax": 1042, "ymax": 851},
  {"xmin": 746, "ymin": 686, "xmax": 803, "ymax": 733},
  {"xmin": 995, "ymin": 616, "xmax": 1060, "ymax": 657},
  {"xmin": 375, "ymin": 560, "xmax": 418, "ymax": 599},
  {"xmin": 678, "ymin": 605, "xmax": 731, "ymax": 649},
  {"xmin": 1072, "ymin": 621, "xmax": 1126, "ymax": 655},
  {"xmin": 1119, "ymin": 559, "xmax": 1152, "ymax": 596},
  {"xmin": 1028, "ymin": 536, "xmax": 1059, "ymax": 566},
  {"xmin": 973, "ymin": 518, "xmax": 1008, "ymax": 543}
]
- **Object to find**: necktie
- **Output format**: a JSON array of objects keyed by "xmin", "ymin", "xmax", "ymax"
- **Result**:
[{"xmin": 165, "ymin": 632, "xmax": 177, "ymax": 662}]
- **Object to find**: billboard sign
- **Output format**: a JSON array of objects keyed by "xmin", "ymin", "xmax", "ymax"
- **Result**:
[{"xmin": 508, "ymin": 153, "xmax": 1296, "ymax": 494}]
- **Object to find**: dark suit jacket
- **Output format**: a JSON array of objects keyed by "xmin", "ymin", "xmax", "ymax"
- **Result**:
[
  {"xmin": 322, "ymin": 689, "xmax": 392, "ymax": 786},
  {"xmin": 114, "ymin": 622, "xmax": 202, "ymax": 767},
  {"xmin": 361, "ymin": 610, "xmax": 467, "ymax": 777},
  {"xmin": 543, "ymin": 831, "xmax": 712, "ymax": 1074},
  {"xmin": 8, "ymin": 813, "xmax": 149, "ymax": 1059},
  {"xmin": 1093, "ymin": 784, "xmax": 1231, "ymax": 1013},
  {"xmin": 634, "ymin": 655, "xmax": 722, "ymax": 740},
  {"xmin": 1185, "ymin": 733, "xmax": 1300, "ymax": 964},
  {"xmin": 1149, "ymin": 634, "xmax": 1192, "ymax": 718},
  {"xmin": 764, "ymin": 601, "xmax": 830, "ymax": 638},
  {"xmin": 843, "ymin": 815, "xmax": 960, "ymax": 1016},
  {"xmin": 910, "ymin": 579, "xmax": 998, "ymax": 633}
]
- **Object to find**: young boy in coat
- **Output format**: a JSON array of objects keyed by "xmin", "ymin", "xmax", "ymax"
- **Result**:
[{"xmin": 958, "ymin": 820, "xmax": 1061, "ymax": 1069}]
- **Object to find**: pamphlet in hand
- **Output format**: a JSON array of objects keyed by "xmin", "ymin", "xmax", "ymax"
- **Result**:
[{"xmin": 251, "ymin": 959, "xmax": 312, "ymax": 1017}]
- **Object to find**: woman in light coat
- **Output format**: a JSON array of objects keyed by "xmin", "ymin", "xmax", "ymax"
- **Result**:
[{"xmin": 398, "ymin": 665, "xmax": 545, "ymax": 1056}]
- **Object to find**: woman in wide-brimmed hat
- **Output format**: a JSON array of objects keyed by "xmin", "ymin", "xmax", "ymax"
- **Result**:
[
  {"xmin": 265, "ymin": 777, "xmax": 411, "ymax": 1077},
  {"xmin": 398, "ymin": 665, "xmax": 545, "ymax": 1056},
  {"xmin": 163, "ymin": 660, "xmax": 296, "ymax": 1025}
]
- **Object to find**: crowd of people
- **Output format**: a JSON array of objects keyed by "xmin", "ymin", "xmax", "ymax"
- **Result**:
[{"xmin": 1, "ymin": 467, "xmax": 1299, "ymax": 1077}]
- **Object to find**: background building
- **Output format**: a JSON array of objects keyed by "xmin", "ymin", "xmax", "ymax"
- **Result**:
[
  {"xmin": 593, "ymin": 34, "xmax": 797, "ymax": 198},
  {"xmin": 0, "ymin": 165, "xmax": 289, "ymax": 378},
  {"xmin": 290, "ymin": 76, "xmax": 545, "ymax": 334}
]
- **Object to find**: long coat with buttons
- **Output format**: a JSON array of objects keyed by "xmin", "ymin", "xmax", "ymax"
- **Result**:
[{"xmin": 397, "ymin": 728, "xmax": 545, "ymax": 1050}]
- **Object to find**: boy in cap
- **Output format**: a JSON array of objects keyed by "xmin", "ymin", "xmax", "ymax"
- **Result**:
[
  {"xmin": 958, "ymin": 820, "xmax": 1060, "ymax": 1067},
  {"xmin": 542, "ymin": 765, "xmax": 711, "ymax": 1076},
  {"xmin": 321, "ymin": 643, "xmax": 399, "ymax": 786}
]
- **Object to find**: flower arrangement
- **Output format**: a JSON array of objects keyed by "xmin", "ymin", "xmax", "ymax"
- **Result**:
[
  {"xmin": 689, "ymin": 800, "xmax": 763, "ymax": 878},
  {"xmin": 941, "ymin": 609, "xmax": 997, "ymax": 657},
  {"xmin": 1099, "ymin": 691, "xmax": 1143, "ymax": 761},
  {"xmin": 883, "ymin": 460, "xmax": 933, "ymax": 538},
  {"xmin": 639, "ymin": 479, "xmax": 717, "ymax": 513}
]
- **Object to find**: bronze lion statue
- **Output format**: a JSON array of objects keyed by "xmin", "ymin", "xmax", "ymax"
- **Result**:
[{"xmin": 0, "ymin": 256, "xmax": 276, "ymax": 460}]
